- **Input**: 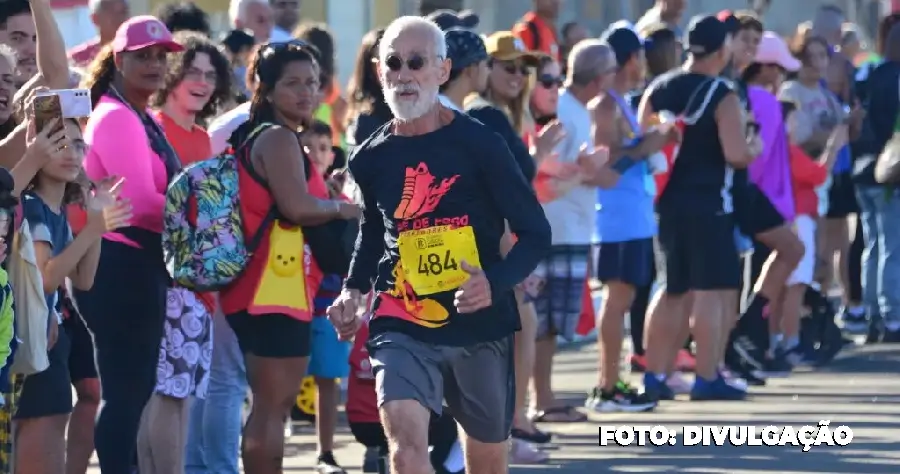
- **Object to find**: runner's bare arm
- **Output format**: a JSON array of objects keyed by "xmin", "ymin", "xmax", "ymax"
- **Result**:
[
  {"xmin": 715, "ymin": 92, "xmax": 755, "ymax": 168},
  {"xmin": 479, "ymin": 133, "xmax": 551, "ymax": 294},
  {"xmin": 254, "ymin": 126, "xmax": 347, "ymax": 226}
]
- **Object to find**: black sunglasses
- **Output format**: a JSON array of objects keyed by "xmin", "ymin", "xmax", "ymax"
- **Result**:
[
  {"xmin": 384, "ymin": 53, "xmax": 437, "ymax": 72},
  {"xmin": 491, "ymin": 59, "xmax": 530, "ymax": 76},
  {"xmin": 537, "ymin": 74, "xmax": 564, "ymax": 89}
]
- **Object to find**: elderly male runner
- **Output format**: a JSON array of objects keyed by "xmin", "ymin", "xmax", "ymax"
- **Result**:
[{"xmin": 327, "ymin": 16, "xmax": 551, "ymax": 474}]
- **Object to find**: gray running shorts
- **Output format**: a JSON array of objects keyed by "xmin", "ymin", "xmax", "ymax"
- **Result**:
[{"xmin": 368, "ymin": 331, "xmax": 514, "ymax": 444}]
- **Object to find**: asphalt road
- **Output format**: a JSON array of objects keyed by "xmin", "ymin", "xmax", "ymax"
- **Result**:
[{"xmin": 84, "ymin": 339, "xmax": 900, "ymax": 473}]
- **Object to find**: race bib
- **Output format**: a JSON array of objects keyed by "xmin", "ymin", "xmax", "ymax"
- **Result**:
[{"xmin": 397, "ymin": 225, "xmax": 481, "ymax": 296}]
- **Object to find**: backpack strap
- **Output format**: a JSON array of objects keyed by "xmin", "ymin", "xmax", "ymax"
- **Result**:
[{"xmin": 234, "ymin": 122, "xmax": 279, "ymax": 253}]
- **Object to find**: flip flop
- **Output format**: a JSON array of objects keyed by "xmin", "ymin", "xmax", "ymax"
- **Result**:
[{"xmin": 529, "ymin": 405, "xmax": 587, "ymax": 423}]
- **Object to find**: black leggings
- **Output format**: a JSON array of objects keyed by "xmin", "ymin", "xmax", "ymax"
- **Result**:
[{"xmin": 75, "ymin": 235, "xmax": 167, "ymax": 473}]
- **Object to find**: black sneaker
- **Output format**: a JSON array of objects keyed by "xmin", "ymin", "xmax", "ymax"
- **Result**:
[
  {"xmin": 316, "ymin": 452, "xmax": 347, "ymax": 474},
  {"xmin": 732, "ymin": 334, "xmax": 766, "ymax": 372},
  {"xmin": 585, "ymin": 382, "xmax": 656, "ymax": 413},
  {"xmin": 725, "ymin": 360, "xmax": 766, "ymax": 386}
]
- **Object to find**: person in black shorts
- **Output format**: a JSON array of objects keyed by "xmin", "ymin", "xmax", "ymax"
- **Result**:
[
  {"xmin": 328, "ymin": 16, "xmax": 550, "ymax": 474},
  {"xmin": 638, "ymin": 15, "xmax": 760, "ymax": 402},
  {"xmin": 219, "ymin": 40, "xmax": 361, "ymax": 472},
  {"xmin": 718, "ymin": 11, "xmax": 804, "ymax": 379}
]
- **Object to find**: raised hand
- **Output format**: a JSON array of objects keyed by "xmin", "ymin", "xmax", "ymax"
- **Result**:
[{"xmin": 454, "ymin": 260, "xmax": 492, "ymax": 313}]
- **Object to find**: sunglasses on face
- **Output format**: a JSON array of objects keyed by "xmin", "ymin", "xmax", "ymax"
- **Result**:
[
  {"xmin": 537, "ymin": 74, "xmax": 564, "ymax": 89},
  {"xmin": 492, "ymin": 60, "xmax": 530, "ymax": 76},
  {"xmin": 384, "ymin": 53, "xmax": 437, "ymax": 72}
]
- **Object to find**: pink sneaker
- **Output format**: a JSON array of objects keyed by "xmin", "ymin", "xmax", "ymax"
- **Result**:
[{"xmin": 509, "ymin": 438, "xmax": 548, "ymax": 464}]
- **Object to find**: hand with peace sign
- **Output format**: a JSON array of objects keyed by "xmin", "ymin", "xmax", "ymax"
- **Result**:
[{"xmin": 84, "ymin": 176, "xmax": 133, "ymax": 236}]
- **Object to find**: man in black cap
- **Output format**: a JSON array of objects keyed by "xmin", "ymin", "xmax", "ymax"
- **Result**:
[
  {"xmin": 439, "ymin": 28, "xmax": 489, "ymax": 110},
  {"xmin": 427, "ymin": 8, "xmax": 479, "ymax": 31},
  {"xmin": 637, "ymin": 14, "xmax": 761, "ymax": 402},
  {"xmin": 584, "ymin": 22, "xmax": 668, "ymax": 413}
]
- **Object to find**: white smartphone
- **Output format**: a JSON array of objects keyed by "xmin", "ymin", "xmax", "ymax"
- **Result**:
[{"xmin": 36, "ymin": 88, "xmax": 92, "ymax": 119}]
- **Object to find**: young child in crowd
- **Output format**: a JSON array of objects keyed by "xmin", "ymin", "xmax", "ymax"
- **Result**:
[
  {"xmin": 13, "ymin": 118, "xmax": 131, "ymax": 474},
  {"xmin": 774, "ymin": 100, "xmax": 848, "ymax": 365},
  {"xmin": 301, "ymin": 120, "xmax": 352, "ymax": 473}
]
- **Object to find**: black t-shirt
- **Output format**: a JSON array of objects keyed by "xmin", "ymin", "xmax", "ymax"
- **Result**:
[
  {"xmin": 346, "ymin": 112, "xmax": 551, "ymax": 346},
  {"xmin": 648, "ymin": 70, "xmax": 735, "ymax": 216},
  {"xmin": 465, "ymin": 104, "xmax": 537, "ymax": 183}
]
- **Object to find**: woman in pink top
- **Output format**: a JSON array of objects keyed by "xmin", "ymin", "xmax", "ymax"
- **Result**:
[{"xmin": 74, "ymin": 16, "xmax": 184, "ymax": 474}]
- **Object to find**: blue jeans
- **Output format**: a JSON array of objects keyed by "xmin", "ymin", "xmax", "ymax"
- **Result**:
[
  {"xmin": 856, "ymin": 186, "xmax": 900, "ymax": 329},
  {"xmin": 185, "ymin": 312, "xmax": 247, "ymax": 474}
]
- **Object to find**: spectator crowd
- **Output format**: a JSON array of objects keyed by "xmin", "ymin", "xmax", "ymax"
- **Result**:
[{"xmin": 0, "ymin": 0, "xmax": 892, "ymax": 473}]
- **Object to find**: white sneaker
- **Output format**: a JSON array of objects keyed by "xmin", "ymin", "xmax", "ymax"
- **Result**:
[
  {"xmin": 665, "ymin": 371, "xmax": 693, "ymax": 395},
  {"xmin": 284, "ymin": 419, "xmax": 292, "ymax": 439}
]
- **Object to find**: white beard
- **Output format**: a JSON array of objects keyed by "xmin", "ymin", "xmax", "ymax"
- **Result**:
[{"xmin": 384, "ymin": 84, "xmax": 438, "ymax": 120}]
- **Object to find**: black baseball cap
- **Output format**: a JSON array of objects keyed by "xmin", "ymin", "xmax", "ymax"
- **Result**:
[
  {"xmin": 601, "ymin": 24, "xmax": 644, "ymax": 66},
  {"xmin": 685, "ymin": 15, "xmax": 730, "ymax": 58},
  {"xmin": 427, "ymin": 9, "xmax": 480, "ymax": 31}
]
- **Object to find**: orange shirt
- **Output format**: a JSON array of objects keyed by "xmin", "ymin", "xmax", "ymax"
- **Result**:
[{"xmin": 512, "ymin": 12, "xmax": 560, "ymax": 62}]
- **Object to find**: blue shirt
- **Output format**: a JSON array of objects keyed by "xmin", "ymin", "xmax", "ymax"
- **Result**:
[
  {"xmin": 595, "ymin": 91, "xmax": 656, "ymax": 243},
  {"xmin": 22, "ymin": 193, "xmax": 73, "ymax": 325}
]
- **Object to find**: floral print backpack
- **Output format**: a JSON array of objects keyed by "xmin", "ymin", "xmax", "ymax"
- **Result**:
[{"xmin": 163, "ymin": 123, "xmax": 275, "ymax": 291}]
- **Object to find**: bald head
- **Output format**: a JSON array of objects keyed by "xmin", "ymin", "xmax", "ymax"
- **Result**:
[{"xmin": 567, "ymin": 39, "xmax": 616, "ymax": 86}]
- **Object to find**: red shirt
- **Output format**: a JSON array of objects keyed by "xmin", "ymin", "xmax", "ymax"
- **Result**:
[
  {"xmin": 345, "ymin": 317, "xmax": 378, "ymax": 423},
  {"xmin": 68, "ymin": 38, "xmax": 102, "ymax": 68},
  {"xmin": 220, "ymin": 140, "xmax": 329, "ymax": 318},
  {"xmin": 789, "ymin": 144, "xmax": 828, "ymax": 217}
]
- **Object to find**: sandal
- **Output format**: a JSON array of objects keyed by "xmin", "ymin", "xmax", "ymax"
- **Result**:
[
  {"xmin": 529, "ymin": 405, "xmax": 587, "ymax": 423},
  {"xmin": 511, "ymin": 427, "xmax": 552, "ymax": 444}
]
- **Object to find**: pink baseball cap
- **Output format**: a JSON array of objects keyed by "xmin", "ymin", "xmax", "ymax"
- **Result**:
[
  {"xmin": 755, "ymin": 31, "xmax": 800, "ymax": 72},
  {"xmin": 112, "ymin": 15, "xmax": 184, "ymax": 54}
]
